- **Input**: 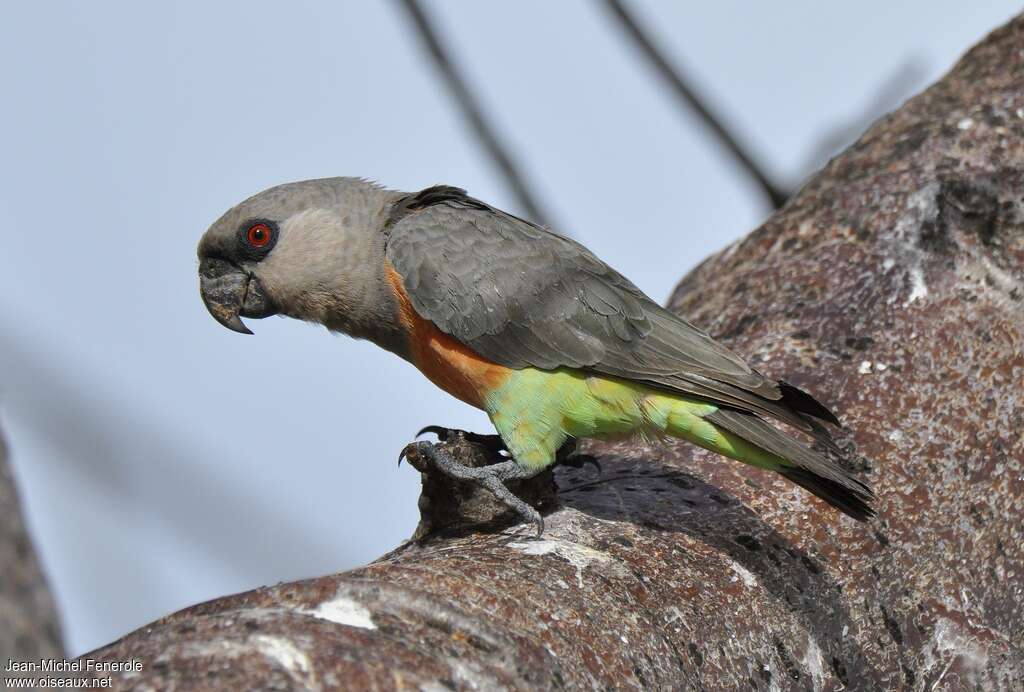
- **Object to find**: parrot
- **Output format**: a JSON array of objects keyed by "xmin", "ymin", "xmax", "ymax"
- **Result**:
[{"xmin": 197, "ymin": 177, "xmax": 873, "ymax": 535}]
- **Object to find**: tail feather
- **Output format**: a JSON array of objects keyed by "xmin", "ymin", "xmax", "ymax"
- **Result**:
[
  {"xmin": 704, "ymin": 408, "xmax": 874, "ymax": 521},
  {"xmin": 779, "ymin": 467, "xmax": 875, "ymax": 521},
  {"xmin": 777, "ymin": 380, "xmax": 841, "ymax": 427}
]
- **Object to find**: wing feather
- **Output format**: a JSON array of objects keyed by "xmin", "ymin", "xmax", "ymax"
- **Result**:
[{"xmin": 385, "ymin": 188, "xmax": 837, "ymax": 431}]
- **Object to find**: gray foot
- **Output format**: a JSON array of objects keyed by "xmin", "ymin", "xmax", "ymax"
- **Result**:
[
  {"xmin": 555, "ymin": 438, "xmax": 602, "ymax": 474},
  {"xmin": 402, "ymin": 440, "xmax": 545, "ymax": 537}
]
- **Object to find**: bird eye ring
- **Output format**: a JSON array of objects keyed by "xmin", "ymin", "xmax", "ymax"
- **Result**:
[{"xmin": 246, "ymin": 223, "xmax": 273, "ymax": 248}]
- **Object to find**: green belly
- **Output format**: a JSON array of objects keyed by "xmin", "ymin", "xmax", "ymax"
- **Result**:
[{"xmin": 482, "ymin": 366, "xmax": 778, "ymax": 472}]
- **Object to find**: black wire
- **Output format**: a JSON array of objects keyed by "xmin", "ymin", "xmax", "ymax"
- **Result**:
[
  {"xmin": 602, "ymin": 0, "xmax": 789, "ymax": 209},
  {"xmin": 395, "ymin": 0, "xmax": 558, "ymax": 228}
]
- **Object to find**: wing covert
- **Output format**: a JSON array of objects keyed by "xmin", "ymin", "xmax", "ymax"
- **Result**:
[{"xmin": 384, "ymin": 187, "xmax": 822, "ymax": 428}]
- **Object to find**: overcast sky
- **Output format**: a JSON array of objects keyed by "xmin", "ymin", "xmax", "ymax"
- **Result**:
[{"xmin": 1, "ymin": 1, "xmax": 1018, "ymax": 655}]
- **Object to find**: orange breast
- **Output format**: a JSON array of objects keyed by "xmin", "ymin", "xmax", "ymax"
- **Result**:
[{"xmin": 386, "ymin": 263, "xmax": 512, "ymax": 409}]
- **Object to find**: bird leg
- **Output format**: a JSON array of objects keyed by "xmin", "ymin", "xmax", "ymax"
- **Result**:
[
  {"xmin": 555, "ymin": 438, "xmax": 602, "ymax": 474},
  {"xmin": 402, "ymin": 440, "xmax": 545, "ymax": 537},
  {"xmin": 414, "ymin": 427, "xmax": 599, "ymax": 473}
]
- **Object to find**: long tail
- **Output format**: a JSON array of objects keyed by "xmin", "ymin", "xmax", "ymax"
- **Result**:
[{"xmin": 656, "ymin": 400, "xmax": 875, "ymax": 520}]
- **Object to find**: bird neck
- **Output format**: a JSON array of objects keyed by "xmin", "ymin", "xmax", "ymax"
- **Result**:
[
  {"xmin": 256, "ymin": 182, "xmax": 412, "ymax": 358},
  {"xmin": 316, "ymin": 211, "xmax": 411, "ymax": 360}
]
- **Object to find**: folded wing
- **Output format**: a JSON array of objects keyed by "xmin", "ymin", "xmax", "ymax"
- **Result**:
[{"xmin": 385, "ymin": 186, "xmax": 838, "ymax": 438}]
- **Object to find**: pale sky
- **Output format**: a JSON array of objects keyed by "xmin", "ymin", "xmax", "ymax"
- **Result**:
[{"xmin": 1, "ymin": 0, "xmax": 1018, "ymax": 654}]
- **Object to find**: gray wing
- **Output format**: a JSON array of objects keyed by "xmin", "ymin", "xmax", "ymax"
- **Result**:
[{"xmin": 385, "ymin": 187, "xmax": 837, "ymax": 432}]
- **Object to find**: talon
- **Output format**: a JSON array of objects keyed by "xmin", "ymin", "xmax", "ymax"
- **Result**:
[
  {"xmin": 413, "ymin": 443, "xmax": 545, "ymax": 535},
  {"xmin": 533, "ymin": 513, "xmax": 545, "ymax": 539},
  {"xmin": 580, "ymin": 454, "xmax": 602, "ymax": 474},
  {"xmin": 416, "ymin": 425, "xmax": 450, "ymax": 441},
  {"xmin": 398, "ymin": 441, "xmax": 429, "ymax": 469},
  {"xmin": 415, "ymin": 425, "xmax": 507, "ymax": 454},
  {"xmin": 558, "ymin": 452, "xmax": 602, "ymax": 475},
  {"xmin": 464, "ymin": 431, "xmax": 508, "ymax": 453}
]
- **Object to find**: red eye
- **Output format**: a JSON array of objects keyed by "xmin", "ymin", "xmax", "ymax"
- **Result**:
[{"xmin": 246, "ymin": 223, "xmax": 272, "ymax": 248}]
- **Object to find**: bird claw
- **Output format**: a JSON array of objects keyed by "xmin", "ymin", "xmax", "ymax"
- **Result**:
[
  {"xmin": 558, "ymin": 453, "xmax": 602, "ymax": 474},
  {"xmin": 403, "ymin": 439, "xmax": 545, "ymax": 537},
  {"xmin": 530, "ymin": 512, "xmax": 545, "ymax": 539},
  {"xmin": 398, "ymin": 440, "xmax": 431, "ymax": 469},
  {"xmin": 416, "ymin": 424, "xmax": 452, "ymax": 440},
  {"xmin": 554, "ymin": 438, "xmax": 602, "ymax": 475},
  {"xmin": 415, "ymin": 425, "xmax": 508, "ymax": 454}
]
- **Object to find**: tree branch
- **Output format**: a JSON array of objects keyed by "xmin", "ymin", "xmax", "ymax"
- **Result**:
[
  {"xmin": 0, "ymin": 423, "xmax": 64, "ymax": 661},
  {"xmin": 601, "ymin": 0, "xmax": 790, "ymax": 209},
  {"xmin": 81, "ymin": 14, "xmax": 1024, "ymax": 689},
  {"xmin": 395, "ymin": 0, "xmax": 557, "ymax": 229}
]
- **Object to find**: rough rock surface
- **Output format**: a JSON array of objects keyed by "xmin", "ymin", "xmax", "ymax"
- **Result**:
[
  {"xmin": 0, "ymin": 425, "xmax": 65, "ymax": 663},
  {"xmin": 86, "ymin": 16, "xmax": 1023, "ymax": 690}
]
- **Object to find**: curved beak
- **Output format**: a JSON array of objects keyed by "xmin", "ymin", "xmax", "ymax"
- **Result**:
[
  {"xmin": 199, "ymin": 257, "xmax": 253, "ymax": 334},
  {"xmin": 199, "ymin": 257, "xmax": 279, "ymax": 334}
]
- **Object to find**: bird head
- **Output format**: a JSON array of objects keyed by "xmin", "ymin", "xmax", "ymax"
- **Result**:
[{"xmin": 197, "ymin": 177, "xmax": 402, "ymax": 337}]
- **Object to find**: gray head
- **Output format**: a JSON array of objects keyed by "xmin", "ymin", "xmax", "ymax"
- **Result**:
[{"xmin": 197, "ymin": 177, "xmax": 407, "ymax": 350}]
